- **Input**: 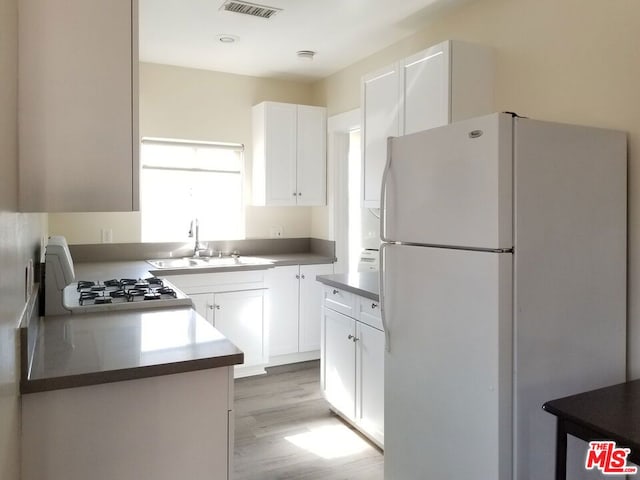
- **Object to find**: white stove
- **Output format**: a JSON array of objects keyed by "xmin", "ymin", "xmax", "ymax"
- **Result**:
[{"xmin": 45, "ymin": 236, "xmax": 193, "ymax": 315}]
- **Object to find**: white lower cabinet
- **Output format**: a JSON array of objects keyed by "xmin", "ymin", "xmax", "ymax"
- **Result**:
[
  {"xmin": 164, "ymin": 271, "xmax": 267, "ymax": 378},
  {"xmin": 192, "ymin": 290, "xmax": 265, "ymax": 368},
  {"xmin": 266, "ymin": 263, "xmax": 334, "ymax": 361},
  {"xmin": 299, "ymin": 264, "xmax": 335, "ymax": 351},
  {"xmin": 22, "ymin": 367, "xmax": 234, "ymax": 480},
  {"xmin": 323, "ymin": 308, "xmax": 357, "ymax": 418},
  {"xmin": 355, "ymin": 321, "xmax": 385, "ymax": 444},
  {"xmin": 266, "ymin": 265, "xmax": 299, "ymax": 357},
  {"xmin": 321, "ymin": 286, "xmax": 384, "ymax": 447},
  {"xmin": 167, "ymin": 264, "xmax": 335, "ymax": 375}
]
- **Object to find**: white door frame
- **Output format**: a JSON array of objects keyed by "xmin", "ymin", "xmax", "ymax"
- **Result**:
[{"xmin": 327, "ymin": 108, "xmax": 360, "ymax": 274}]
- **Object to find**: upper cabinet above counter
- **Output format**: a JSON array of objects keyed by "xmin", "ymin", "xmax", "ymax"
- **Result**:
[
  {"xmin": 252, "ymin": 102, "xmax": 327, "ymax": 207},
  {"xmin": 18, "ymin": 0, "xmax": 139, "ymax": 213},
  {"xmin": 361, "ymin": 40, "xmax": 494, "ymax": 208}
]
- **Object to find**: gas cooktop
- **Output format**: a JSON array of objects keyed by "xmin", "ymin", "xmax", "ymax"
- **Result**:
[{"xmin": 62, "ymin": 277, "xmax": 193, "ymax": 314}]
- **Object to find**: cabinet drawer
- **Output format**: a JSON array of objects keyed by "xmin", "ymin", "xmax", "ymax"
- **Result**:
[
  {"xmin": 323, "ymin": 286, "xmax": 356, "ymax": 317},
  {"xmin": 357, "ymin": 296, "xmax": 383, "ymax": 331}
]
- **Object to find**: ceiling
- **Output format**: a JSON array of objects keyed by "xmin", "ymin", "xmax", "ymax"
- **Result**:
[{"xmin": 139, "ymin": 0, "xmax": 470, "ymax": 82}]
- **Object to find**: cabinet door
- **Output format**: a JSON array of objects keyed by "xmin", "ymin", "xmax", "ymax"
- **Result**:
[
  {"xmin": 400, "ymin": 41, "xmax": 450, "ymax": 135},
  {"xmin": 296, "ymin": 105, "xmax": 327, "ymax": 205},
  {"xmin": 299, "ymin": 263, "xmax": 334, "ymax": 352},
  {"xmin": 266, "ymin": 266, "xmax": 300, "ymax": 356},
  {"xmin": 18, "ymin": 0, "xmax": 137, "ymax": 212},
  {"xmin": 323, "ymin": 308, "xmax": 356, "ymax": 420},
  {"xmin": 264, "ymin": 103, "xmax": 298, "ymax": 205},
  {"xmin": 361, "ymin": 63, "xmax": 400, "ymax": 209},
  {"xmin": 356, "ymin": 322, "xmax": 385, "ymax": 445},
  {"xmin": 189, "ymin": 292, "xmax": 214, "ymax": 325},
  {"xmin": 213, "ymin": 290, "xmax": 265, "ymax": 367}
]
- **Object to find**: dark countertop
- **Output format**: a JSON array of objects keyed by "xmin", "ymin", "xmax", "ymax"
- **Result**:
[
  {"xmin": 22, "ymin": 307, "xmax": 243, "ymax": 394},
  {"xmin": 75, "ymin": 254, "xmax": 336, "ymax": 278},
  {"xmin": 316, "ymin": 272, "xmax": 379, "ymax": 301}
]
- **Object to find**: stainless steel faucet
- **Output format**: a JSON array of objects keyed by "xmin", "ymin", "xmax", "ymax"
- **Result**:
[{"xmin": 188, "ymin": 218, "xmax": 206, "ymax": 257}]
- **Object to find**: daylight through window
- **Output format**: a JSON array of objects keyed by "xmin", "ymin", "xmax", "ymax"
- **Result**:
[{"xmin": 140, "ymin": 138, "xmax": 244, "ymax": 242}]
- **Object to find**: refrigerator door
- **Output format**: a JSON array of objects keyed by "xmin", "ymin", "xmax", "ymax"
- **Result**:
[
  {"xmin": 381, "ymin": 113, "xmax": 513, "ymax": 249},
  {"xmin": 382, "ymin": 243, "xmax": 512, "ymax": 480}
]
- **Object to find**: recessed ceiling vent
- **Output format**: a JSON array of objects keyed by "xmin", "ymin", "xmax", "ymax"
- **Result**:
[{"xmin": 220, "ymin": 0, "xmax": 282, "ymax": 19}]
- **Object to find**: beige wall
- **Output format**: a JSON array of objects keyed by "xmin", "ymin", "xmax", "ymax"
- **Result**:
[
  {"xmin": 49, "ymin": 63, "xmax": 319, "ymax": 243},
  {"xmin": 0, "ymin": 0, "xmax": 47, "ymax": 477},
  {"xmin": 312, "ymin": 0, "xmax": 640, "ymax": 377}
]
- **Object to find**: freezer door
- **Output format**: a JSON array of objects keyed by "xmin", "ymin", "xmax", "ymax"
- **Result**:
[
  {"xmin": 382, "ymin": 113, "xmax": 513, "ymax": 249},
  {"xmin": 382, "ymin": 244, "xmax": 512, "ymax": 480}
]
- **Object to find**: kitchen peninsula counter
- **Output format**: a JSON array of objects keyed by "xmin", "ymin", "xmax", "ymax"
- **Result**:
[
  {"xmin": 21, "ymin": 305, "xmax": 240, "ymax": 480},
  {"xmin": 22, "ymin": 307, "xmax": 243, "ymax": 394}
]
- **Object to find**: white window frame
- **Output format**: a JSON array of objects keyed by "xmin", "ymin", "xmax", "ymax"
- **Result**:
[{"xmin": 140, "ymin": 137, "xmax": 245, "ymax": 242}]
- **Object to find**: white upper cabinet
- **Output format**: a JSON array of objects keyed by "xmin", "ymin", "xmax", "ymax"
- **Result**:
[
  {"xmin": 362, "ymin": 40, "xmax": 494, "ymax": 208},
  {"xmin": 361, "ymin": 64, "xmax": 401, "ymax": 209},
  {"xmin": 252, "ymin": 102, "xmax": 298, "ymax": 206},
  {"xmin": 400, "ymin": 43, "xmax": 450, "ymax": 135},
  {"xmin": 252, "ymin": 102, "xmax": 327, "ymax": 206},
  {"xmin": 18, "ymin": 0, "xmax": 139, "ymax": 212},
  {"xmin": 296, "ymin": 106, "xmax": 327, "ymax": 206}
]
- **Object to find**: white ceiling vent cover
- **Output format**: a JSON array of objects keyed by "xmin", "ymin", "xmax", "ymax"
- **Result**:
[{"xmin": 220, "ymin": 0, "xmax": 282, "ymax": 19}]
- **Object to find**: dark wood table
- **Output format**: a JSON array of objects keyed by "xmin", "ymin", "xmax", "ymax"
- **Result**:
[{"xmin": 543, "ymin": 380, "xmax": 640, "ymax": 480}]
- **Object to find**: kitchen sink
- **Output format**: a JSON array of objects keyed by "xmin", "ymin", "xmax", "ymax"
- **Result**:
[{"xmin": 146, "ymin": 256, "xmax": 273, "ymax": 270}]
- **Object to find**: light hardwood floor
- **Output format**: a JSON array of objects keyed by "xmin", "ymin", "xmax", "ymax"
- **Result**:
[{"xmin": 234, "ymin": 361, "xmax": 384, "ymax": 480}]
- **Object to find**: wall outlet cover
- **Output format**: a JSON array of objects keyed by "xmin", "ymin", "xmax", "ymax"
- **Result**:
[
  {"xmin": 269, "ymin": 226, "xmax": 283, "ymax": 238},
  {"xmin": 101, "ymin": 228, "xmax": 114, "ymax": 243}
]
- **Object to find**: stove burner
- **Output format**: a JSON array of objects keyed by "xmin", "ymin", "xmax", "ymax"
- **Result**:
[
  {"xmin": 94, "ymin": 297, "xmax": 112, "ymax": 305},
  {"xmin": 126, "ymin": 288, "xmax": 147, "ymax": 302},
  {"xmin": 120, "ymin": 278, "xmax": 137, "ymax": 286},
  {"xmin": 145, "ymin": 277, "xmax": 163, "ymax": 286},
  {"xmin": 104, "ymin": 279, "xmax": 120, "ymax": 288},
  {"xmin": 90, "ymin": 285, "xmax": 106, "ymax": 292},
  {"xmin": 109, "ymin": 289, "xmax": 126, "ymax": 298},
  {"xmin": 144, "ymin": 292, "xmax": 161, "ymax": 301},
  {"xmin": 77, "ymin": 281, "xmax": 96, "ymax": 291},
  {"xmin": 134, "ymin": 281, "xmax": 150, "ymax": 289},
  {"xmin": 156, "ymin": 287, "xmax": 177, "ymax": 298},
  {"xmin": 79, "ymin": 291, "xmax": 99, "ymax": 305}
]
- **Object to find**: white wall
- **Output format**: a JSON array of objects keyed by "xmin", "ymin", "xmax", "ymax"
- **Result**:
[
  {"xmin": 0, "ymin": 0, "xmax": 48, "ymax": 477},
  {"xmin": 312, "ymin": 0, "xmax": 640, "ymax": 377},
  {"xmin": 49, "ymin": 63, "xmax": 320, "ymax": 243}
]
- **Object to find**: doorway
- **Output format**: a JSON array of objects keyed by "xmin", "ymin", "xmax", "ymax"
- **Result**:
[{"xmin": 328, "ymin": 109, "xmax": 360, "ymax": 274}]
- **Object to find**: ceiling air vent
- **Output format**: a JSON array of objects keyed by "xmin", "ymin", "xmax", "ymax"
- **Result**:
[{"xmin": 220, "ymin": 0, "xmax": 282, "ymax": 19}]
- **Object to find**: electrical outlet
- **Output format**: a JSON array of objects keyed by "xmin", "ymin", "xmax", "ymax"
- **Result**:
[
  {"xmin": 101, "ymin": 228, "xmax": 113, "ymax": 243},
  {"xmin": 269, "ymin": 226, "xmax": 283, "ymax": 238}
]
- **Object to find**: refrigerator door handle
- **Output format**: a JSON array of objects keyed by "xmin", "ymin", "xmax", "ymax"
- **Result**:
[
  {"xmin": 379, "ymin": 242, "xmax": 391, "ymax": 352},
  {"xmin": 379, "ymin": 136, "xmax": 393, "ymax": 243}
]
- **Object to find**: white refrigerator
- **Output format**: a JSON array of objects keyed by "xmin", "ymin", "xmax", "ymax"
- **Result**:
[{"xmin": 379, "ymin": 113, "xmax": 627, "ymax": 480}]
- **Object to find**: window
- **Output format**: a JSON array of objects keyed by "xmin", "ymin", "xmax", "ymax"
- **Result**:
[{"xmin": 140, "ymin": 138, "xmax": 244, "ymax": 242}]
